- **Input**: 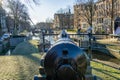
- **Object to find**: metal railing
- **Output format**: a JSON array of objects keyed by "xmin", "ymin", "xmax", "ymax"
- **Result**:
[{"xmin": 41, "ymin": 33, "xmax": 109, "ymax": 50}]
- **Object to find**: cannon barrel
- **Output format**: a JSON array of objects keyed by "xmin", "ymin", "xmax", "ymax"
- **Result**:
[{"xmin": 43, "ymin": 30, "xmax": 88, "ymax": 80}]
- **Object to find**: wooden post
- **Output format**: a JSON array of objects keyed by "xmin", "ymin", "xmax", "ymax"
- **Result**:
[
  {"xmin": 88, "ymin": 33, "xmax": 92, "ymax": 60},
  {"xmin": 42, "ymin": 33, "xmax": 45, "ymax": 52},
  {"xmin": 79, "ymin": 40, "xmax": 81, "ymax": 47}
]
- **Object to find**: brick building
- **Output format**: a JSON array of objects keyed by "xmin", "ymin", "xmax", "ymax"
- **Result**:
[
  {"xmin": 74, "ymin": 0, "xmax": 120, "ymax": 33},
  {"xmin": 53, "ymin": 10, "xmax": 74, "ymax": 29},
  {"xmin": 96, "ymin": 0, "xmax": 120, "ymax": 33}
]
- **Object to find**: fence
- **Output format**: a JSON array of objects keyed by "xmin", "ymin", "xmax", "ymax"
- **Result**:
[
  {"xmin": 41, "ymin": 33, "xmax": 109, "ymax": 51},
  {"xmin": 40, "ymin": 33, "xmax": 120, "ymax": 59}
]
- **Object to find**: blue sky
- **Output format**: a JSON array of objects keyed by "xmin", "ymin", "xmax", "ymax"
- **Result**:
[{"xmin": 21, "ymin": 0, "xmax": 75, "ymax": 24}]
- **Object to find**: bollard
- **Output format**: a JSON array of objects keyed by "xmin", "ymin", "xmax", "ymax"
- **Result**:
[
  {"xmin": 34, "ymin": 75, "xmax": 39, "ymax": 80},
  {"xmin": 79, "ymin": 40, "xmax": 81, "ymax": 47},
  {"xmin": 93, "ymin": 75, "xmax": 97, "ymax": 80}
]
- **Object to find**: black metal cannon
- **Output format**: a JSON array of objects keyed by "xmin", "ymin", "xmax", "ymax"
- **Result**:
[{"xmin": 34, "ymin": 30, "xmax": 98, "ymax": 80}]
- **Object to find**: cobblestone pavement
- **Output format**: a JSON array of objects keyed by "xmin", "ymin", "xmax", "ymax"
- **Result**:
[{"xmin": 0, "ymin": 53, "xmax": 41, "ymax": 80}]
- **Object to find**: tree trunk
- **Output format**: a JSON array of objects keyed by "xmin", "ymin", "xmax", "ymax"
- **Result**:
[
  {"xmin": 0, "ymin": 27, "xmax": 2, "ymax": 36},
  {"xmin": 13, "ymin": 19, "xmax": 18, "ymax": 35},
  {"xmin": 111, "ymin": 0, "xmax": 114, "ymax": 34},
  {"xmin": 90, "ymin": 4, "xmax": 93, "ymax": 33},
  {"xmin": 110, "ymin": 20, "xmax": 113, "ymax": 34}
]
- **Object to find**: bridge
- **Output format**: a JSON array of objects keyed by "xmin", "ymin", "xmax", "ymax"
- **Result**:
[{"xmin": 40, "ymin": 33, "xmax": 120, "ymax": 59}]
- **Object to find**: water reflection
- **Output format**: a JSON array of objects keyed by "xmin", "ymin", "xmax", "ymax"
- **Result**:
[
  {"xmin": 6, "ymin": 50, "xmax": 11, "ymax": 55},
  {"xmin": 45, "ymin": 36, "xmax": 55, "ymax": 45}
]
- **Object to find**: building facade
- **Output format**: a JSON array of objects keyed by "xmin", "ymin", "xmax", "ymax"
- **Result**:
[
  {"xmin": 74, "ymin": 3, "xmax": 96, "ymax": 32},
  {"xmin": 95, "ymin": 0, "xmax": 120, "ymax": 33},
  {"xmin": 0, "ymin": 6, "xmax": 7, "ymax": 35},
  {"xmin": 6, "ymin": 16, "xmax": 14, "ymax": 33},
  {"xmin": 6, "ymin": 15, "xmax": 31, "ymax": 33},
  {"xmin": 74, "ymin": 0, "xmax": 120, "ymax": 33},
  {"xmin": 53, "ymin": 11, "xmax": 74, "ymax": 29},
  {"xmin": 36, "ymin": 22, "xmax": 53, "ymax": 30}
]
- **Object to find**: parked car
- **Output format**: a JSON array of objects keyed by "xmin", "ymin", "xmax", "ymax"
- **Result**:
[
  {"xmin": 1, "ymin": 33, "xmax": 11, "ymax": 40},
  {"xmin": 0, "ymin": 37, "xmax": 4, "ymax": 42},
  {"xmin": 0, "ymin": 39, "xmax": 3, "ymax": 53}
]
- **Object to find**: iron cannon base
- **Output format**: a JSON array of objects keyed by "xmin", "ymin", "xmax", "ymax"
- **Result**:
[
  {"xmin": 34, "ymin": 65, "xmax": 102, "ymax": 80},
  {"xmin": 34, "ymin": 74, "xmax": 102, "ymax": 80}
]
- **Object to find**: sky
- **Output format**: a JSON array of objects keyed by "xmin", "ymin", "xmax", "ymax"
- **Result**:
[{"xmin": 20, "ymin": 0, "xmax": 75, "ymax": 24}]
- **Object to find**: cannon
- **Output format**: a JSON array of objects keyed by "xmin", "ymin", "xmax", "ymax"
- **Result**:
[{"xmin": 34, "ymin": 30, "xmax": 99, "ymax": 80}]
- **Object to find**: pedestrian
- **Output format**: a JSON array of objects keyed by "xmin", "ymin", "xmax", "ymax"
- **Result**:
[
  {"xmin": 87, "ymin": 26, "xmax": 93, "ymax": 40},
  {"xmin": 77, "ymin": 27, "xmax": 81, "ymax": 34},
  {"xmin": 87, "ymin": 26, "xmax": 92, "ymax": 34},
  {"xmin": 115, "ymin": 23, "xmax": 120, "ymax": 35}
]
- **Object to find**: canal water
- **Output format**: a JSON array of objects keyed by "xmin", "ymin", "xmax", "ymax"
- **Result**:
[
  {"xmin": 45, "ymin": 36, "xmax": 55, "ymax": 45},
  {"xmin": 6, "ymin": 50, "xmax": 11, "ymax": 55}
]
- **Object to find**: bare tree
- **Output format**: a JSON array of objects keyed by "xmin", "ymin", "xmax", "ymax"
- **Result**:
[
  {"xmin": 76, "ymin": 0, "xmax": 96, "ymax": 30},
  {"xmin": 0, "ymin": 0, "xmax": 2, "ymax": 6},
  {"xmin": 46, "ymin": 18, "xmax": 53, "ymax": 23},
  {"xmin": 0, "ymin": 0, "xmax": 3, "ymax": 36},
  {"xmin": 32, "ymin": 0, "xmax": 40, "ymax": 4},
  {"xmin": 7, "ymin": 0, "xmax": 29, "ymax": 35},
  {"xmin": 107, "ymin": 0, "xmax": 118, "ymax": 34},
  {"xmin": 99, "ymin": 0, "xmax": 118, "ymax": 34},
  {"xmin": 24, "ymin": 0, "xmax": 40, "ymax": 5},
  {"xmin": 0, "ymin": 25, "xmax": 1, "ymax": 36},
  {"xmin": 57, "ymin": 8, "xmax": 65, "ymax": 14},
  {"xmin": 56, "ymin": 7, "xmax": 73, "ymax": 29}
]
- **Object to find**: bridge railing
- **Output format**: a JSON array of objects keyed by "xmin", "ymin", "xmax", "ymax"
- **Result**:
[{"xmin": 41, "ymin": 33, "xmax": 113, "ymax": 51}]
